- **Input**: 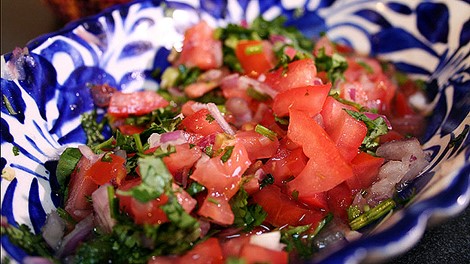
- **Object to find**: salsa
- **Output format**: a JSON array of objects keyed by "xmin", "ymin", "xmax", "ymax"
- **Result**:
[{"xmin": 3, "ymin": 16, "xmax": 429, "ymax": 264}]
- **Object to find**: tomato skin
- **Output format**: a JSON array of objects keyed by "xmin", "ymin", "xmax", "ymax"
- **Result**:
[
  {"xmin": 286, "ymin": 109, "xmax": 354, "ymax": 197},
  {"xmin": 198, "ymin": 191, "xmax": 234, "ymax": 226},
  {"xmin": 87, "ymin": 153, "xmax": 127, "ymax": 185},
  {"xmin": 235, "ymin": 130, "xmax": 279, "ymax": 162},
  {"xmin": 252, "ymin": 185, "xmax": 325, "ymax": 228},
  {"xmin": 180, "ymin": 109, "xmax": 225, "ymax": 136},
  {"xmin": 235, "ymin": 40, "xmax": 276, "ymax": 76},
  {"xmin": 346, "ymin": 151, "xmax": 384, "ymax": 192},
  {"xmin": 65, "ymin": 157, "xmax": 98, "ymax": 222},
  {"xmin": 263, "ymin": 145, "xmax": 307, "ymax": 185},
  {"xmin": 321, "ymin": 96, "xmax": 368, "ymax": 162},
  {"xmin": 177, "ymin": 21, "xmax": 223, "ymax": 70},
  {"xmin": 107, "ymin": 91, "xmax": 169, "ymax": 118},
  {"xmin": 264, "ymin": 59, "xmax": 318, "ymax": 92},
  {"xmin": 239, "ymin": 244, "xmax": 288, "ymax": 264},
  {"xmin": 273, "ymin": 84, "xmax": 331, "ymax": 117}
]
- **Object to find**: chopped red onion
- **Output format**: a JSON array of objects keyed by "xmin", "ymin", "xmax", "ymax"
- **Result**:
[
  {"xmin": 148, "ymin": 130, "xmax": 189, "ymax": 149},
  {"xmin": 42, "ymin": 210, "xmax": 66, "ymax": 250},
  {"xmin": 56, "ymin": 215, "xmax": 94, "ymax": 258},
  {"xmin": 23, "ymin": 257, "xmax": 54, "ymax": 264},
  {"xmin": 239, "ymin": 76, "xmax": 278, "ymax": 99},
  {"xmin": 225, "ymin": 97, "xmax": 253, "ymax": 127},
  {"xmin": 92, "ymin": 184, "xmax": 115, "ymax": 234},
  {"xmin": 78, "ymin": 145, "xmax": 103, "ymax": 163}
]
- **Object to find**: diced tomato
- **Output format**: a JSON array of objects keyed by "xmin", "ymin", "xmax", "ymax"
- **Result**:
[
  {"xmin": 392, "ymin": 91, "xmax": 415, "ymax": 117},
  {"xmin": 198, "ymin": 191, "xmax": 234, "ymax": 225},
  {"xmin": 298, "ymin": 192, "xmax": 328, "ymax": 210},
  {"xmin": 272, "ymin": 84, "xmax": 331, "ymax": 117},
  {"xmin": 180, "ymin": 109, "xmax": 225, "ymax": 136},
  {"xmin": 181, "ymin": 100, "xmax": 197, "ymax": 117},
  {"xmin": 321, "ymin": 96, "xmax": 367, "ymax": 162},
  {"xmin": 117, "ymin": 124, "xmax": 146, "ymax": 135},
  {"xmin": 191, "ymin": 143, "xmax": 251, "ymax": 199},
  {"xmin": 346, "ymin": 151, "xmax": 384, "ymax": 192},
  {"xmin": 177, "ymin": 21, "xmax": 222, "ymax": 70},
  {"xmin": 86, "ymin": 153, "xmax": 126, "ymax": 185},
  {"xmin": 327, "ymin": 182, "xmax": 353, "ymax": 222},
  {"xmin": 239, "ymin": 243, "xmax": 288, "ymax": 264},
  {"xmin": 163, "ymin": 143, "xmax": 201, "ymax": 178},
  {"xmin": 65, "ymin": 157, "xmax": 98, "ymax": 221},
  {"xmin": 173, "ymin": 183, "xmax": 198, "ymax": 214},
  {"xmin": 107, "ymin": 90, "xmax": 169, "ymax": 118},
  {"xmin": 221, "ymin": 236, "xmax": 251, "ymax": 258},
  {"xmin": 117, "ymin": 179, "xmax": 169, "ymax": 225},
  {"xmin": 242, "ymin": 176, "xmax": 260, "ymax": 195},
  {"xmin": 235, "ymin": 40, "xmax": 276, "ymax": 76},
  {"xmin": 286, "ymin": 109, "xmax": 354, "ymax": 197},
  {"xmin": 185, "ymin": 82, "xmax": 219, "ymax": 98},
  {"xmin": 264, "ymin": 59, "xmax": 318, "ymax": 92},
  {"xmin": 252, "ymin": 185, "xmax": 325, "ymax": 228},
  {"xmin": 263, "ymin": 146, "xmax": 307, "ymax": 185},
  {"xmin": 149, "ymin": 238, "xmax": 224, "ymax": 264},
  {"xmin": 235, "ymin": 130, "xmax": 279, "ymax": 161}
]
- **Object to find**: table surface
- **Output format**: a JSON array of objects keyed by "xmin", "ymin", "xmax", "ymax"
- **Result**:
[{"xmin": 1, "ymin": 0, "xmax": 469, "ymax": 263}]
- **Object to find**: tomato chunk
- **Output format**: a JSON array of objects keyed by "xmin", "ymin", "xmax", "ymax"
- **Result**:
[
  {"xmin": 240, "ymin": 243, "xmax": 288, "ymax": 264},
  {"xmin": 235, "ymin": 40, "xmax": 276, "ymax": 76},
  {"xmin": 264, "ymin": 59, "xmax": 318, "ymax": 92},
  {"xmin": 180, "ymin": 109, "xmax": 225, "ymax": 136},
  {"xmin": 236, "ymin": 130, "xmax": 279, "ymax": 162},
  {"xmin": 108, "ymin": 90, "xmax": 169, "ymax": 118},
  {"xmin": 149, "ymin": 238, "xmax": 224, "ymax": 264},
  {"xmin": 87, "ymin": 153, "xmax": 126, "ymax": 185},
  {"xmin": 286, "ymin": 109, "xmax": 354, "ymax": 197},
  {"xmin": 346, "ymin": 151, "xmax": 384, "ymax": 192},
  {"xmin": 177, "ymin": 21, "xmax": 223, "ymax": 70},
  {"xmin": 273, "ymin": 84, "xmax": 331, "ymax": 117}
]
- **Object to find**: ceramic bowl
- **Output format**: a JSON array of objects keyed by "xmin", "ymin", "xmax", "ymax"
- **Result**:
[{"xmin": 1, "ymin": 0, "xmax": 469, "ymax": 263}]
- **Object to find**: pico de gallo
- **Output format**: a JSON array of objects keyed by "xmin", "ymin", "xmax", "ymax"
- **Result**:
[{"xmin": 3, "ymin": 16, "xmax": 430, "ymax": 264}]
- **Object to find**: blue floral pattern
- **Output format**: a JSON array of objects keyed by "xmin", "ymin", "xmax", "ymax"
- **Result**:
[{"xmin": 1, "ymin": 0, "xmax": 469, "ymax": 263}]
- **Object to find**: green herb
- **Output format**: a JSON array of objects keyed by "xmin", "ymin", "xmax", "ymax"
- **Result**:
[
  {"xmin": 207, "ymin": 197, "xmax": 220, "ymax": 205},
  {"xmin": 56, "ymin": 207, "xmax": 77, "ymax": 225},
  {"xmin": 292, "ymin": 190, "xmax": 299, "ymax": 200},
  {"xmin": 349, "ymin": 198, "xmax": 396, "ymax": 230},
  {"xmin": 117, "ymin": 156, "xmax": 172, "ymax": 203},
  {"xmin": 344, "ymin": 109, "xmax": 389, "ymax": 153},
  {"xmin": 244, "ymin": 44, "xmax": 263, "ymax": 55},
  {"xmin": 12, "ymin": 146, "xmax": 19, "ymax": 156},
  {"xmin": 275, "ymin": 116, "xmax": 290, "ymax": 126},
  {"xmin": 205, "ymin": 114, "xmax": 215, "ymax": 123},
  {"xmin": 230, "ymin": 188, "xmax": 267, "ymax": 231},
  {"xmin": 2, "ymin": 94, "xmax": 18, "ymax": 115},
  {"xmin": 260, "ymin": 174, "xmax": 274, "ymax": 188},
  {"xmin": 330, "ymin": 92, "xmax": 367, "ymax": 112},
  {"xmin": 221, "ymin": 146, "xmax": 235, "ymax": 163},
  {"xmin": 280, "ymin": 225, "xmax": 315, "ymax": 259},
  {"xmin": 357, "ymin": 60, "xmax": 374, "ymax": 74},
  {"xmin": 160, "ymin": 66, "xmax": 180, "ymax": 89},
  {"xmin": 186, "ymin": 182, "xmax": 206, "ymax": 196},
  {"xmin": 56, "ymin": 147, "xmax": 82, "ymax": 201},
  {"xmin": 246, "ymin": 86, "xmax": 270, "ymax": 101},
  {"xmin": 81, "ymin": 109, "xmax": 107, "ymax": 146},
  {"xmin": 314, "ymin": 48, "xmax": 348, "ymax": 84},
  {"xmin": 133, "ymin": 134, "xmax": 144, "ymax": 153},
  {"xmin": 226, "ymin": 257, "xmax": 247, "ymax": 264},
  {"xmin": 204, "ymin": 145, "xmax": 214, "ymax": 157},
  {"xmin": 255, "ymin": 124, "xmax": 277, "ymax": 141},
  {"xmin": 348, "ymin": 205, "xmax": 361, "ymax": 221},
  {"xmin": 312, "ymin": 213, "xmax": 333, "ymax": 236},
  {"xmin": 1, "ymin": 223, "xmax": 55, "ymax": 261}
]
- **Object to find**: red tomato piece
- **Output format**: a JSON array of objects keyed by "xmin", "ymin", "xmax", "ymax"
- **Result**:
[
  {"xmin": 173, "ymin": 183, "xmax": 198, "ymax": 214},
  {"xmin": 346, "ymin": 151, "xmax": 384, "ymax": 192},
  {"xmin": 65, "ymin": 157, "xmax": 98, "ymax": 221},
  {"xmin": 190, "ymin": 143, "xmax": 251, "ymax": 199},
  {"xmin": 286, "ymin": 109, "xmax": 354, "ymax": 197},
  {"xmin": 252, "ymin": 185, "xmax": 325, "ymax": 228},
  {"xmin": 180, "ymin": 109, "xmax": 225, "ymax": 137},
  {"xmin": 163, "ymin": 143, "xmax": 202, "ymax": 177},
  {"xmin": 117, "ymin": 179, "xmax": 169, "ymax": 225},
  {"xmin": 239, "ymin": 244, "xmax": 288, "ymax": 264},
  {"xmin": 235, "ymin": 130, "xmax": 279, "ymax": 162},
  {"xmin": 116, "ymin": 124, "xmax": 146, "ymax": 135},
  {"xmin": 264, "ymin": 59, "xmax": 318, "ymax": 92},
  {"xmin": 86, "ymin": 153, "xmax": 126, "ymax": 185},
  {"xmin": 221, "ymin": 236, "xmax": 251, "ymax": 258},
  {"xmin": 235, "ymin": 40, "xmax": 276, "ymax": 76},
  {"xmin": 198, "ymin": 191, "xmax": 234, "ymax": 225},
  {"xmin": 176, "ymin": 21, "xmax": 223, "ymax": 70},
  {"xmin": 327, "ymin": 182, "xmax": 353, "ymax": 222},
  {"xmin": 272, "ymin": 84, "xmax": 331, "ymax": 117},
  {"xmin": 107, "ymin": 90, "xmax": 169, "ymax": 118},
  {"xmin": 263, "ymin": 146, "xmax": 307, "ymax": 186},
  {"xmin": 321, "ymin": 96, "xmax": 368, "ymax": 162}
]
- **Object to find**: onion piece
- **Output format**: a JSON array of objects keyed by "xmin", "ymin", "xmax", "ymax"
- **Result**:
[
  {"xmin": 363, "ymin": 112, "xmax": 392, "ymax": 130},
  {"xmin": 92, "ymin": 184, "xmax": 116, "ymax": 234},
  {"xmin": 56, "ymin": 215, "xmax": 94, "ymax": 258},
  {"xmin": 78, "ymin": 145, "xmax": 103, "ymax": 163},
  {"xmin": 41, "ymin": 210, "xmax": 66, "ymax": 250},
  {"xmin": 23, "ymin": 257, "xmax": 54, "ymax": 264},
  {"xmin": 249, "ymin": 231, "xmax": 284, "ymax": 251}
]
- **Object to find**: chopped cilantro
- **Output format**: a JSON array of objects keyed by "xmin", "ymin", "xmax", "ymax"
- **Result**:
[
  {"xmin": 56, "ymin": 147, "xmax": 82, "ymax": 201},
  {"xmin": 357, "ymin": 60, "xmax": 374, "ymax": 74},
  {"xmin": 314, "ymin": 48, "xmax": 348, "ymax": 84},
  {"xmin": 205, "ymin": 114, "xmax": 215, "ymax": 123},
  {"xmin": 255, "ymin": 124, "xmax": 277, "ymax": 141},
  {"xmin": 230, "ymin": 188, "xmax": 267, "ymax": 231},
  {"xmin": 344, "ymin": 109, "xmax": 389, "ymax": 154},
  {"xmin": 81, "ymin": 109, "xmax": 107, "ymax": 146},
  {"xmin": 221, "ymin": 145, "xmax": 235, "ymax": 163},
  {"xmin": 246, "ymin": 86, "xmax": 270, "ymax": 101},
  {"xmin": 260, "ymin": 173, "xmax": 274, "ymax": 188},
  {"xmin": 186, "ymin": 182, "xmax": 206, "ymax": 196}
]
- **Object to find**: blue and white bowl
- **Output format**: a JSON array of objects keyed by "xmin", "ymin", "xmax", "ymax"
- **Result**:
[{"xmin": 1, "ymin": 0, "xmax": 469, "ymax": 263}]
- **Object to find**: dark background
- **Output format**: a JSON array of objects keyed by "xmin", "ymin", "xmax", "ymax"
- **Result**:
[{"xmin": 1, "ymin": 0, "xmax": 469, "ymax": 263}]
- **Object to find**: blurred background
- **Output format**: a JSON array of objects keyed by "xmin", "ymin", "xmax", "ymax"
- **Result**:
[{"xmin": 1, "ymin": 0, "xmax": 469, "ymax": 263}]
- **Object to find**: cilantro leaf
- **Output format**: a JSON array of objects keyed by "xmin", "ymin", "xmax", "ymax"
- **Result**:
[
  {"xmin": 117, "ymin": 156, "xmax": 172, "ymax": 203},
  {"xmin": 81, "ymin": 109, "xmax": 108, "ymax": 146},
  {"xmin": 344, "ymin": 109, "xmax": 389, "ymax": 153},
  {"xmin": 314, "ymin": 48, "xmax": 348, "ymax": 84},
  {"xmin": 230, "ymin": 188, "xmax": 267, "ymax": 231}
]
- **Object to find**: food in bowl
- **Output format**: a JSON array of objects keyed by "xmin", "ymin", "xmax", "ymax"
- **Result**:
[{"xmin": 2, "ymin": 15, "xmax": 432, "ymax": 263}]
